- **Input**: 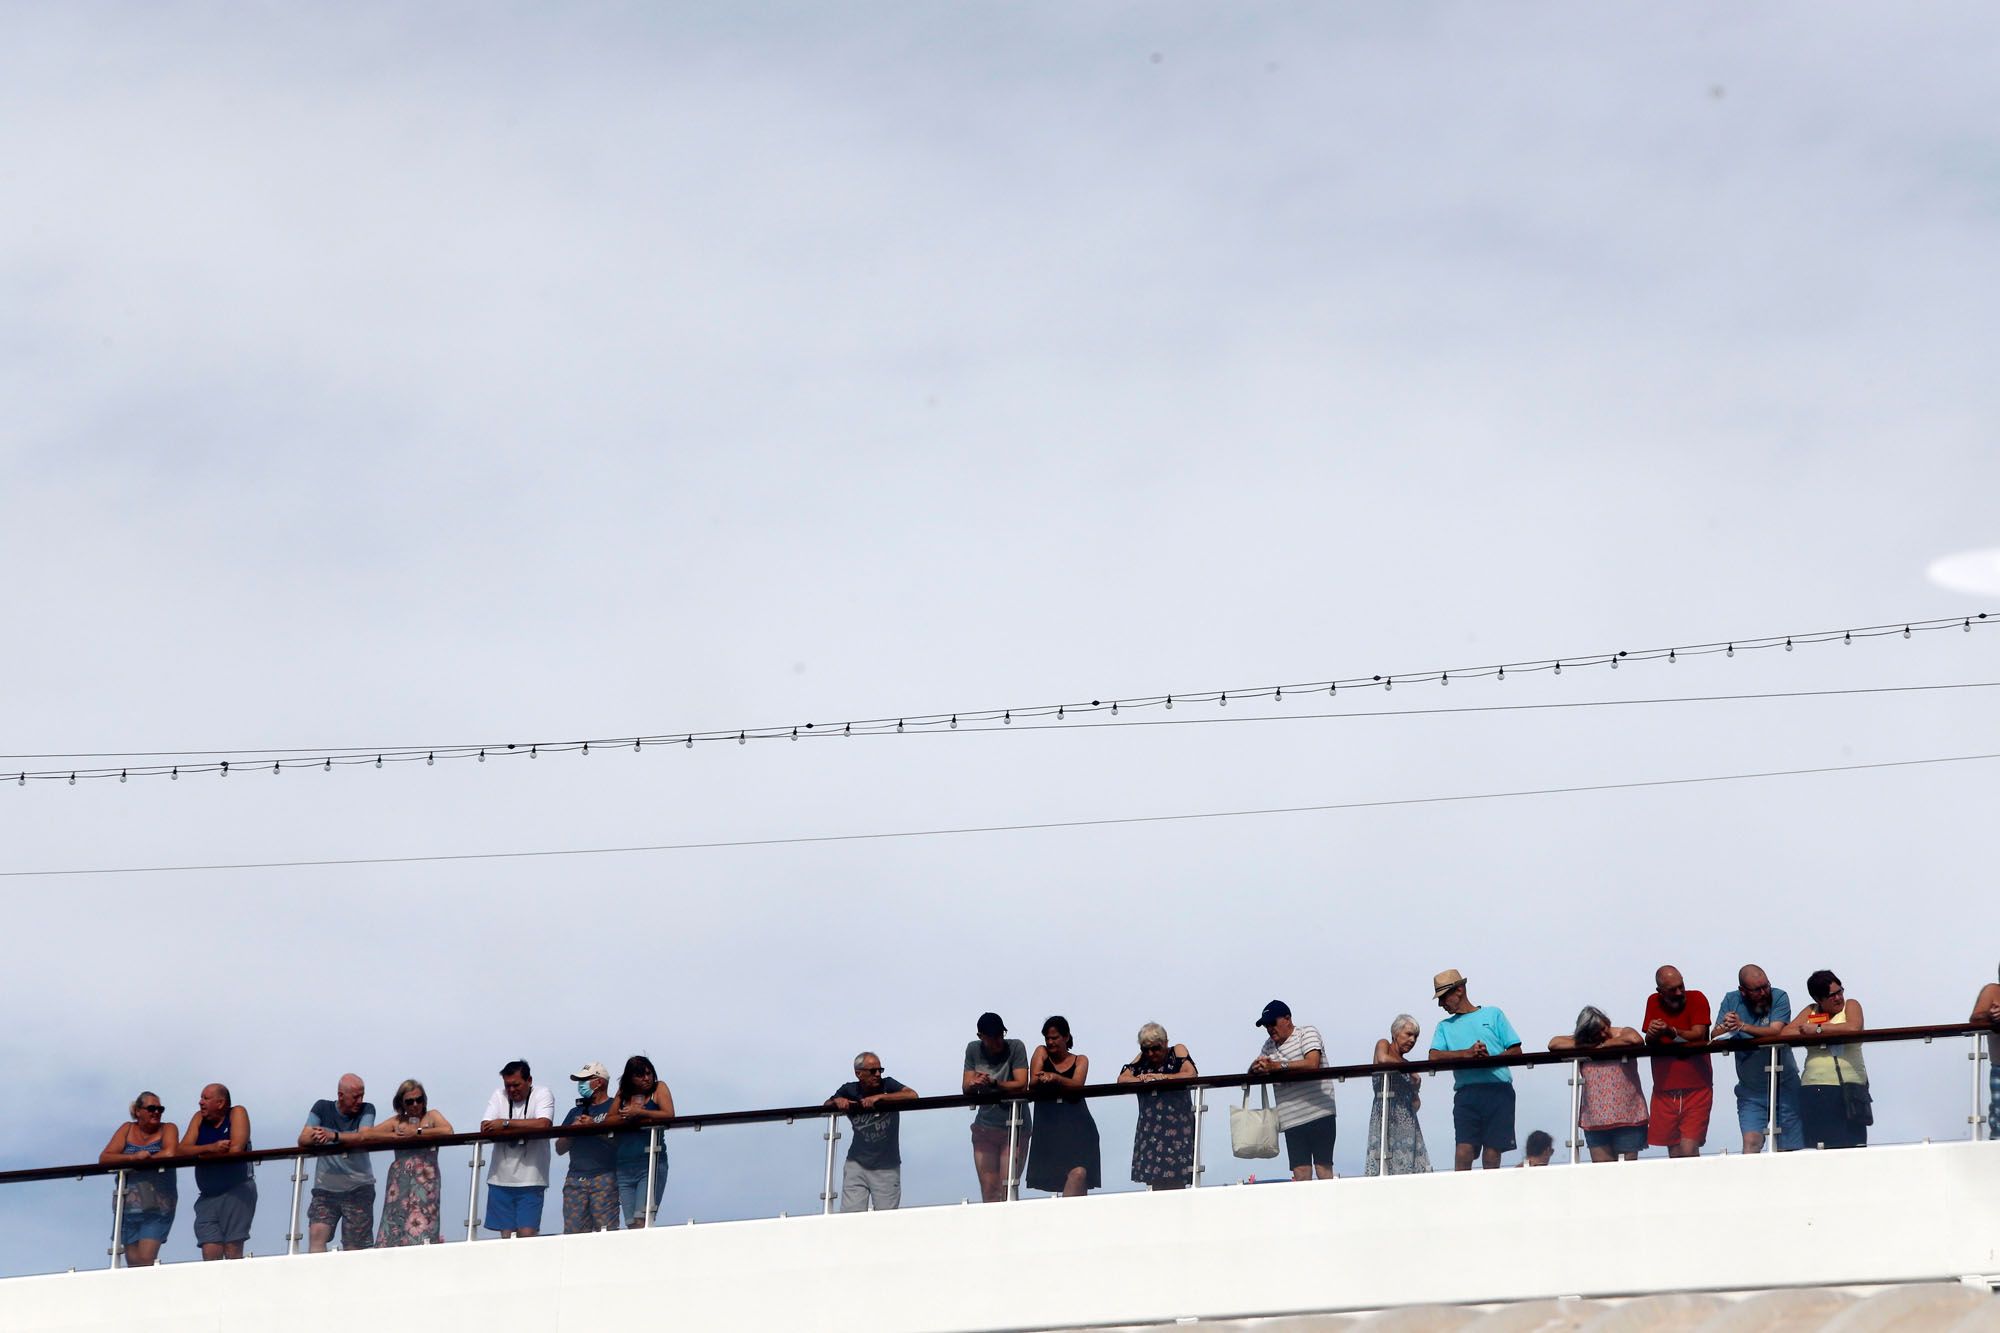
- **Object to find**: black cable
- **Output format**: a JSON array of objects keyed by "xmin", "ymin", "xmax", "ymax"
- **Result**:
[{"xmin": 5, "ymin": 749, "xmax": 1993, "ymax": 879}]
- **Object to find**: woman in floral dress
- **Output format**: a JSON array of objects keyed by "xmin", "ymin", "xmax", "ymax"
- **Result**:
[
  {"xmin": 1365, "ymin": 1015, "xmax": 1432, "ymax": 1176},
  {"xmin": 1118, "ymin": 1023, "xmax": 1199, "ymax": 1189},
  {"xmin": 370, "ymin": 1079, "xmax": 454, "ymax": 1245}
]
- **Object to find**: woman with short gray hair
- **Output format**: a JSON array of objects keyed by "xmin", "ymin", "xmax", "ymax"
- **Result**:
[
  {"xmin": 1549, "ymin": 1006, "xmax": 1646, "ymax": 1162},
  {"xmin": 1118, "ymin": 1023, "xmax": 1199, "ymax": 1189},
  {"xmin": 1365, "ymin": 1016, "xmax": 1431, "ymax": 1176}
]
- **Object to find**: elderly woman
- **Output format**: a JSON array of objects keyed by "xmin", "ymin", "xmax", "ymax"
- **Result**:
[
  {"xmin": 1117, "ymin": 1022, "xmax": 1199, "ymax": 1190},
  {"xmin": 1365, "ymin": 1016, "xmax": 1432, "ymax": 1176},
  {"xmin": 1787, "ymin": 970, "xmax": 1869, "ymax": 1149},
  {"xmin": 368, "ymin": 1079, "xmax": 453, "ymax": 1247},
  {"xmin": 99, "ymin": 1092, "xmax": 179, "ymax": 1266},
  {"xmin": 1550, "ymin": 1007, "xmax": 1648, "ymax": 1162}
]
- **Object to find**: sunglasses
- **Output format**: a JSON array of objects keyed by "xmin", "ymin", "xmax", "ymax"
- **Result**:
[
  {"xmin": 138, "ymin": 1105, "xmax": 164, "ymax": 1114},
  {"xmin": 858, "ymin": 1068, "xmax": 884, "ymax": 1076},
  {"xmin": 1140, "ymin": 1044, "xmax": 1166, "ymax": 1053}
]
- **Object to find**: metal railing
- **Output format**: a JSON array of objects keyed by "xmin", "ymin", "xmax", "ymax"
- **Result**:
[{"xmin": 4, "ymin": 1020, "xmax": 1990, "ymax": 1274}]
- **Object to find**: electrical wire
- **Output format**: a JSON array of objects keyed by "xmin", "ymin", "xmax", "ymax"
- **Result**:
[
  {"xmin": 4, "ymin": 749, "xmax": 1993, "ymax": 878},
  {"xmin": 3, "ymin": 612, "xmax": 1992, "ymax": 787}
]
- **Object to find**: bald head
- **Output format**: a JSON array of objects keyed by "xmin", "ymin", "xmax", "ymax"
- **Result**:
[
  {"xmin": 199, "ymin": 1083, "xmax": 230, "ymax": 1119},
  {"xmin": 1738, "ymin": 965, "xmax": 1774, "ymax": 1016},
  {"xmin": 336, "ymin": 1073, "xmax": 365, "ymax": 1114},
  {"xmin": 1655, "ymin": 966, "xmax": 1687, "ymax": 1013},
  {"xmin": 1739, "ymin": 965, "xmax": 1768, "ymax": 989}
]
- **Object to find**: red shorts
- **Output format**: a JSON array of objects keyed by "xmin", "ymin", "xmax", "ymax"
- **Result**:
[{"xmin": 1648, "ymin": 1086, "xmax": 1713, "ymax": 1147}]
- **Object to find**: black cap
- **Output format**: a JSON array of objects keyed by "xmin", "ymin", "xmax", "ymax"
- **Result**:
[
  {"xmin": 1256, "ymin": 1000, "xmax": 1291, "ymax": 1029},
  {"xmin": 976, "ymin": 1012, "xmax": 1006, "ymax": 1038}
]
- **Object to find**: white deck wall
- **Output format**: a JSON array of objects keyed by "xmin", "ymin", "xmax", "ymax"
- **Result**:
[{"xmin": 4, "ymin": 1141, "xmax": 1997, "ymax": 1332}]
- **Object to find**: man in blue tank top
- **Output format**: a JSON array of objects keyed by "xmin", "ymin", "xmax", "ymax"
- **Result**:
[{"xmin": 181, "ymin": 1083, "xmax": 256, "ymax": 1260}]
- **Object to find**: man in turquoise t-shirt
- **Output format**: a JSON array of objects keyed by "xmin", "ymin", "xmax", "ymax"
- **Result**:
[{"xmin": 1427, "ymin": 969, "xmax": 1523, "ymax": 1171}]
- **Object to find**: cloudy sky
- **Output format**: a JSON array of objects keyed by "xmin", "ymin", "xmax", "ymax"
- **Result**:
[{"xmin": 3, "ymin": 2, "xmax": 1997, "ymax": 1272}]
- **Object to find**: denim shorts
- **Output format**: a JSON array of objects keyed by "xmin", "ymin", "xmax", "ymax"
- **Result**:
[
  {"xmin": 1583, "ymin": 1123, "xmax": 1647, "ymax": 1156},
  {"xmin": 616, "ymin": 1158, "xmax": 668, "ymax": 1226},
  {"xmin": 120, "ymin": 1207, "xmax": 175, "ymax": 1244}
]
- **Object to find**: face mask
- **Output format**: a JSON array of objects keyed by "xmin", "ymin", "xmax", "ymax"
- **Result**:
[{"xmin": 577, "ymin": 1081, "xmax": 597, "ymax": 1101}]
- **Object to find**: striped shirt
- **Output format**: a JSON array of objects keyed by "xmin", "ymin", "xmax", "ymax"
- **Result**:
[{"xmin": 1259, "ymin": 1025, "xmax": 1338, "ymax": 1129}]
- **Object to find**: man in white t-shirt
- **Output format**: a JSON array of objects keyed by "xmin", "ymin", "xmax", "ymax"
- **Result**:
[
  {"xmin": 1250, "ymin": 1000, "xmax": 1338, "ymax": 1181},
  {"xmin": 478, "ymin": 1059, "xmax": 557, "ymax": 1237}
]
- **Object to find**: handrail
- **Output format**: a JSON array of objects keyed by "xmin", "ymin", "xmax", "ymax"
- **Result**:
[{"xmin": 5, "ymin": 1020, "xmax": 1986, "ymax": 1188}]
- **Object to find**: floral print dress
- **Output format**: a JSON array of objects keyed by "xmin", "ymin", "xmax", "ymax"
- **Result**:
[{"xmin": 1124, "ymin": 1053, "xmax": 1196, "ymax": 1187}]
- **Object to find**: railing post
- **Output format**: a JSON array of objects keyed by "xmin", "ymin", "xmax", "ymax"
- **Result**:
[
  {"xmin": 820, "ymin": 1112, "xmax": 840, "ymax": 1215},
  {"xmin": 1973, "ymin": 1034, "xmax": 1988, "ymax": 1142},
  {"xmin": 465, "ymin": 1141, "xmax": 484, "ymax": 1242},
  {"xmin": 1767, "ymin": 1045, "xmax": 1780, "ymax": 1151},
  {"xmin": 108, "ymin": 1160, "xmax": 125, "ymax": 1264},
  {"xmin": 1190, "ymin": 1085, "xmax": 1205, "ymax": 1188},
  {"xmin": 287, "ymin": 1153, "xmax": 307, "ymax": 1255},
  {"xmin": 644, "ymin": 1127, "xmax": 661, "ymax": 1226},
  {"xmin": 1004, "ymin": 1102, "xmax": 1019, "ymax": 1202},
  {"xmin": 1567, "ymin": 1058, "xmax": 1581, "ymax": 1164},
  {"xmin": 1377, "ymin": 1072, "xmax": 1390, "ymax": 1176}
]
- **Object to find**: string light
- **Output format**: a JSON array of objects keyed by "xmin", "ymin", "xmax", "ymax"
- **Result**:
[{"xmin": 4, "ymin": 612, "xmax": 1990, "ymax": 787}]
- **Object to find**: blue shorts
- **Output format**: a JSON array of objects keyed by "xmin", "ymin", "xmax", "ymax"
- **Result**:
[
  {"xmin": 120, "ymin": 1208, "xmax": 175, "ymax": 1244},
  {"xmin": 1583, "ymin": 1124, "xmax": 1646, "ymax": 1156},
  {"xmin": 616, "ymin": 1158, "xmax": 668, "ymax": 1226},
  {"xmin": 1452, "ymin": 1082, "xmax": 1516, "ymax": 1154},
  {"xmin": 484, "ymin": 1183, "xmax": 546, "ymax": 1233},
  {"xmin": 1736, "ymin": 1081, "xmax": 1805, "ymax": 1151}
]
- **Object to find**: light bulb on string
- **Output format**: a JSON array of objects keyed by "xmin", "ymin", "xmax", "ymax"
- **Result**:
[
  {"xmin": 68, "ymin": 772, "xmax": 75, "ymax": 785},
  {"xmin": 377, "ymin": 755, "xmax": 384, "ymax": 767},
  {"xmin": 1219, "ymin": 694, "xmax": 1227, "ymax": 707},
  {"xmin": 581, "ymin": 743, "xmax": 589, "ymax": 756},
  {"xmin": 1966, "ymin": 618, "xmax": 1974, "ymax": 632},
  {"xmin": 1726, "ymin": 644, "xmax": 1734, "ymax": 658},
  {"xmin": 119, "ymin": 770, "xmax": 127, "ymax": 783},
  {"xmin": 1668, "ymin": 650, "xmax": 1676, "ymax": 664},
  {"xmin": 1903, "ymin": 626, "xmax": 1911, "ymax": 638},
  {"xmin": 1554, "ymin": 662, "xmax": 1562, "ymax": 675},
  {"xmin": 1111, "ymin": 702, "xmax": 1119, "ymax": 715},
  {"xmin": 220, "ymin": 761, "xmax": 229, "ymax": 778},
  {"xmin": 633, "ymin": 738, "xmax": 641, "ymax": 751},
  {"xmin": 325, "ymin": 758, "xmax": 332, "ymax": 771},
  {"xmin": 1785, "ymin": 638, "xmax": 1793, "ymax": 652},
  {"xmin": 685, "ymin": 736, "xmax": 693, "ymax": 747},
  {"xmin": 737, "ymin": 733, "xmax": 747, "ymax": 746},
  {"xmin": 791, "ymin": 728, "xmax": 799, "ymax": 741},
  {"xmin": 427, "ymin": 752, "xmax": 435, "ymax": 766},
  {"xmin": 273, "ymin": 762, "xmax": 280, "ymax": 775},
  {"xmin": 1441, "ymin": 672, "xmax": 1449, "ymax": 686},
  {"xmin": 949, "ymin": 716, "xmax": 957, "ymax": 730},
  {"xmin": 1843, "ymin": 632, "xmax": 1851, "ymax": 645},
  {"xmin": 1384, "ymin": 677, "xmax": 1393, "ymax": 691},
  {"xmin": 1274, "ymin": 687, "xmax": 1282, "ymax": 702},
  {"xmin": 1166, "ymin": 696, "xmax": 1174, "ymax": 709},
  {"xmin": 171, "ymin": 768, "xmax": 178, "ymax": 780},
  {"xmin": 1004, "ymin": 711, "xmax": 1012, "ymax": 724}
]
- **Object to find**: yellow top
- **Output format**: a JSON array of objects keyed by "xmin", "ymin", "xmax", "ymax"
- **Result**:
[{"xmin": 1799, "ymin": 1006, "xmax": 1868, "ymax": 1087}]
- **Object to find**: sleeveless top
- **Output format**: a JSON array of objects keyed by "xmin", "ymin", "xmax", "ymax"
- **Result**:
[
  {"xmin": 193, "ymin": 1114, "xmax": 252, "ymax": 1194},
  {"xmin": 1043, "ymin": 1056, "xmax": 1084, "ymax": 1104},
  {"xmin": 121, "ymin": 1134, "xmax": 178, "ymax": 1204},
  {"xmin": 1577, "ymin": 1053, "xmax": 1649, "ymax": 1129},
  {"xmin": 1800, "ymin": 1007, "xmax": 1868, "ymax": 1087}
]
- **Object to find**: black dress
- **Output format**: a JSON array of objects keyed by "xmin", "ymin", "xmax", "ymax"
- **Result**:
[{"xmin": 1024, "ymin": 1055, "xmax": 1103, "ymax": 1193}]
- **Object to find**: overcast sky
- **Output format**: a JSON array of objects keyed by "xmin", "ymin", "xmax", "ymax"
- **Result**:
[{"xmin": 3, "ymin": 2, "xmax": 1997, "ymax": 1273}]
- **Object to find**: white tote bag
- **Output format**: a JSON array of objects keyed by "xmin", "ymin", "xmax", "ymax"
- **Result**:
[{"xmin": 1230, "ymin": 1084, "xmax": 1281, "ymax": 1159}]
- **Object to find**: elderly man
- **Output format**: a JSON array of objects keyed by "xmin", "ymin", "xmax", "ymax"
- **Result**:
[
  {"xmin": 1973, "ymin": 969, "xmax": 2000, "ymax": 1138},
  {"xmin": 1715, "ymin": 965, "xmax": 1803, "ymax": 1153},
  {"xmin": 1428, "ymin": 970, "xmax": 1522, "ymax": 1171},
  {"xmin": 555, "ymin": 1061, "xmax": 619, "ymax": 1234},
  {"xmin": 827, "ymin": 1051, "xmax": 919, "ymax": 1211},
  {"xmin": 298, "ymin": 1073, "xmax": 377, "ymax": 1251},
  {"xmin": 1250, "ymin": 1001, "xmax": 1338, "ymax": 1181},
  {"xmin": 479, "ymin": 1059, "xmax": 556, "ymax": 1237},
  {"xmin": 180, "ymin": 1083, "xmax": 256, "ymax": 1260},
  {"xmin": 1643, "ymin": 965, "xmax": 1713, "ymax": 1158}
]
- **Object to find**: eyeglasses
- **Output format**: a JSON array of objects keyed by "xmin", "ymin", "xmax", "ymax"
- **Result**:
[{"xmin": 138, "ymin": 1105, "xmax": 164, "ymax": 1114}]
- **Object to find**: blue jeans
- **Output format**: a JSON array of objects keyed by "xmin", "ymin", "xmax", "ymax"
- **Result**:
[{"xmin": 616, "ymin": 1156, "xmax": 667, "ymax": 1227}]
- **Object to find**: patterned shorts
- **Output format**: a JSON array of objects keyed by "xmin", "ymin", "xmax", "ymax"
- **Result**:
[
  {"xmin": 307, "ymin": 1186, "xmax": 375, "ymax": 1249},
  {"xmin": 562, "ymin": 1172, "xmax": 620, "ymax": 1234}
]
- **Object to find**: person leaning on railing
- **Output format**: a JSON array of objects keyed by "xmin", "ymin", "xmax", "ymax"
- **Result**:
[
  {"xmin": 1642, "ymin": 966, "xmax": 1713, "ymax": 1159},
  {"xmin": 298, "ymin": 1073, "xmax": 377, "ymax": 1253},
  {"xmin": 1118, "ymin": 1023, "xmax": 1198, "ymax": 1190},
  {"xmin": 478, "ymin": 1059, "xmax": 556, "ymax": 1238},
  {"xmin": 99, "ymin": 1091, "xmax": 178, "ymax": 1266},
  {"xmin": 1365, "ymin": 1015, "xmax": 1430, "ymax": 1177},
  {"xmin": 1714, "ymin": 965, "xmax": 1804, "ymax": 1154},
  {"xmin": 364, "ymin": 1079, "xmax": 452, "ymax": 1247},
  {"xmin": 554, "ymin": 1062, "xmax": 620, "ymax": 1234},
  {"xmin": 1787, "ymin": 970, "xmax": 1869, "ymax": 1149},
  {"xmin": 964, "ymin": 1012, "xmax": 1031, "ymax": 1204},
  {"xmin": 1024, "ymin": 1016, "xmax": 1102, "ymax": 1198},
  {"xmin": 1549, "ymin": 1006, "xmax": 1647, "ymax": 1163},
  {"xmin": 1972, "ymin": 969, "xmax": 2000, "ymax": 1136},
  {"xmin": 605, "ymin": 1056, "xmax": 676, "ymax": 1228},
  {"xmin": 826, "ymin": 1051, "xmax": 917, "ymax": 1212},
  {"xmin": 1428, "ymin": 970, "xmax": 1523, "ymax": 1172},
  {"xmin": 1250, "ymin": 1000, "xmax": 1338, "ymax": 1182},
  {"xmin": 179, "ymin": 1083, "xmax": 255, "ymax": 1261}
]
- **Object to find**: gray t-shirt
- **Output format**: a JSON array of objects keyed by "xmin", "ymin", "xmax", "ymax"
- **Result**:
[
  {"xmin": 963, "ymin": 1038, "xmax": 1033, "ymax": 1131},
  {"xmin": 306, "ymin": 1099, "xmax": 377, "ymax": 1193}
]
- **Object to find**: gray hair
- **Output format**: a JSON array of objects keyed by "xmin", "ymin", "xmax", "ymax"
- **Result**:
[
  {"xmin": 853, "ymin": 1050, "xmax": 879, "ymax": 1072},
  {"xmin": 1389, "ymin": 1014, "xmax": 1420, "ymax": 1040},
  {"xmin": 1574, "ymin": 1006, "xmax": 1611, "ymax": 1043},
  {"xmin": 1136, "ymin": 1022, "xmax": 1168, "ymax": 1048}
]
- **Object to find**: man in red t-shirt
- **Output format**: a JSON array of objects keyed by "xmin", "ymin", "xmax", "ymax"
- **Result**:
[{"xmin": 1643, "ymin": 965, "xmax": 1712, "ymax": 1157}]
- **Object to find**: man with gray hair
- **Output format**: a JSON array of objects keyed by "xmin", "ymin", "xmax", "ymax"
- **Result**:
[
  {"xmin": 826, "ymin": 1052, "xmax": 918, "ymax": 1211},
  {"xmin": 298, "ymin": 1073, "xmax": 376, "ymax": 1251}
]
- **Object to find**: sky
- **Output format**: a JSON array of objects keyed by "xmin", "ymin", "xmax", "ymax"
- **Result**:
[{"xmin": 2, "ymin": 0, "xmax": 1998, "ymax": 1275}]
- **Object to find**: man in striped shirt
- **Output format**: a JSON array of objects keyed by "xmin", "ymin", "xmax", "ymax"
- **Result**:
[{"xmin": 1251, "ymin": 1001, "xmax": 1338, "ymax": 1181}]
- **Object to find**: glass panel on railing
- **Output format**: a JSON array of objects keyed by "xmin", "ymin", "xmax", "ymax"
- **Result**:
[
  {"xmin": 656, "ymin": 1115, "xmax": 828, "ymax": 1225},
  {"xmin": 0, "ymin": 1176, "xmax": 123, "ymax": 1277}
]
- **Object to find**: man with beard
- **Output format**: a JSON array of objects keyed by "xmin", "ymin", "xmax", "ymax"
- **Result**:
[{"xmin": 1643, "ymin": 965, "xmax": 1713, "ymax": 1157}]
